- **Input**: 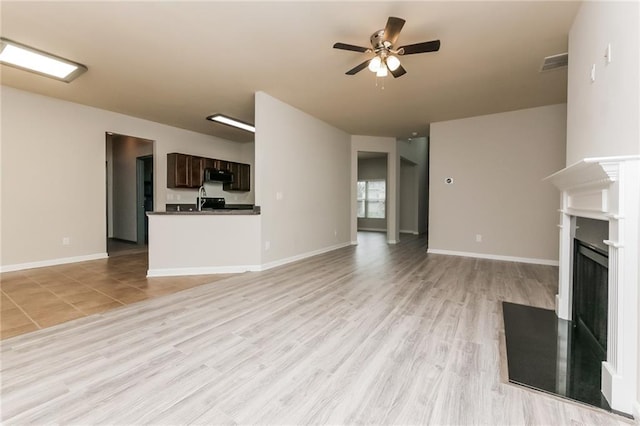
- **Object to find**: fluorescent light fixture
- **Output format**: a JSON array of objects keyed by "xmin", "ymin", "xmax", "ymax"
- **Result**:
[
  {"xmin": 0, "ymin": 38, "xmax": 87, "ymax": 82},
  {"xmin": 206, "ymin": 114, "xmax": 255, "ymax": 133}
]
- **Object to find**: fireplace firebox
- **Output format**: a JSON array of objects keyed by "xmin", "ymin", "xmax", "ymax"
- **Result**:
[{"xmin": 572, "ymin": 239, "xmax": 608, "ymax": 360}]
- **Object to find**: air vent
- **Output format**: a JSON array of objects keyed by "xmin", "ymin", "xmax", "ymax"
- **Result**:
[{"xmin": 540, "ymin": 53, "xmax": 568, "ymax": 72}]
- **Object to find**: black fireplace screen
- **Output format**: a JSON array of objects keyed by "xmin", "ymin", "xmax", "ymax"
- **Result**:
[{"xmin": 572, "ymin": 239, "xmax": 608, "ymax": 358}]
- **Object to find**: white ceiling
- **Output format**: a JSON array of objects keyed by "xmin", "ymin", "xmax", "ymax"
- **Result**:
[{"xmin": 0, "ymin": 1, "xmax": 579, "ymax": 143}]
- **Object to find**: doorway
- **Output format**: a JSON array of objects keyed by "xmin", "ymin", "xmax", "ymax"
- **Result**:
[
  {"xmin": 105, "ymin": 132, "xmax": 154, "ymax": 256},
  {"xmin": 137, "ymin": 155, "xmax": 153, "ymax": 244},
  {"xmin": 356, "ymin": 151, "xmax": 389, "ymax": 235}
]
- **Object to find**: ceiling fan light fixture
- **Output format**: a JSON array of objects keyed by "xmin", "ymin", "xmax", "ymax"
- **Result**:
[
  {"xmin": 376, "ymin": 64, "xmax": 388, "ymax": 77},
  {"xmin": 0, "ymin": 37, "xmax": 87, "ymax": 82},
  {"xmin": 368, "ymin": 56, "xmax": 381, "ymax": 72},
  {"xmin": 386, "ymin": 55, "xmax": 401, "ymax": 71}
]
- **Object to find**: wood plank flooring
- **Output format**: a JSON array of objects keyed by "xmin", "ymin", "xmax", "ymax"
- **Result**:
[{"xmin": 0, "ymin": 232, "xmax": 631, "ymax": 424}]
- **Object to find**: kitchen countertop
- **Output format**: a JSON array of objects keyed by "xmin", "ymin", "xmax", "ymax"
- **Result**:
[{"xmin": 148, "ymin": 206, "xmax": 260, "ymax": 216}]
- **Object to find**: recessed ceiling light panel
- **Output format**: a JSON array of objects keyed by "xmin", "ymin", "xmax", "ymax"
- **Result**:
[
  {"xmin": 0, "ymin": 38, "xmax": 87, "ymax": 82},
  {"xmin": 206, "ymin": 114, "xmax": 255, "ymax": 133}
]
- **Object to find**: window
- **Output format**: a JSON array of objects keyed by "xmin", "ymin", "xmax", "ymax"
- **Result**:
[{"xmin": 357, "ymin": 179, "xmax": 386, "ymax": 219}]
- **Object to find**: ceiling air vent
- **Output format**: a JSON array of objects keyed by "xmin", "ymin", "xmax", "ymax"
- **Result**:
[{"xmin": 540, "ymin": 53, "xmax": 568, "ymax": 72}]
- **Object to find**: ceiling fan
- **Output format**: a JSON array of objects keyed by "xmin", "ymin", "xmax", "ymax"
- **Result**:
[{"xmin": 333, "ymin": 16, "xmax": 440, "ymax": 78}]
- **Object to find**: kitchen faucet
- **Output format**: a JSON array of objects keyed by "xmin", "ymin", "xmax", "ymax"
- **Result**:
[{"xmin": 197, "ymin": 185, "xmax": 207, "ymax": 211}]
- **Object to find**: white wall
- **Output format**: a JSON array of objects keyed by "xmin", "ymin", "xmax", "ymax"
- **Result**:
[
  {"xmin": 566, "ymin": 1, "xmax": 640, "ymax": 417},
  {"xmin": 0, "ymin": 86, "xmax": 248, "ymax": 269},
  {"xmin": 351, "ymin": 135, "xmax": 399, "ymax": 244},
  {"xmin": 566, "ymin": 1, "xmax": 640, "ymax": 164},
  {"xmin": 111, "ymin": 135, "xmax": 153, "ymax": 242},
  {"xmin": 429, "ymin": 104, "xmax": 567, "ymax": 263},
  {"xmin": 357, "ymin": 156, "xmax": 387, "ymax": 232},
  {"xmin": 254, "ymin": 92, "xmax": 351, "ymax": 266}
]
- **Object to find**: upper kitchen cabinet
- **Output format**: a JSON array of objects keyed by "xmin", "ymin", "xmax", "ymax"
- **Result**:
[
  {"xmin": 224, "ymin": 162, "xmax": 251, "ymax": 192},
  {"xmin": 167, "ymin": 153, "xmax": 192, "ymax": 188},
  {"xmin": 191, "ymin": 156, "xmax": 214, "ymax": 188},
  {"xmin": 167, "ymin": 152, "xmax": 251, "ymax": 191}
]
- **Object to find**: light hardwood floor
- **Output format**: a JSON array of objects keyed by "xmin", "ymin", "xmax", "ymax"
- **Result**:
[{"xmin": 0, "ymin": 233, "xmax": 631, "ymax": 424}]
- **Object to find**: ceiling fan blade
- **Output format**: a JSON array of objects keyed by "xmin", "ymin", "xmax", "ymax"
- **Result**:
[
  {"xmin": 390, "ymin": 64, "xmax": 407, "ymax": 78},
  {"xmin": 333, "ymin": 42, "xmax": 370, "ymax": 53},
  {"xmin": 346, "ymin": 60, "xmax": 371, "ymax": 75},
  {"xmin": 383, "ymin": 17, "xmax": 405, "ymax": 45},
  {"xmin": 398, "ymin": 40, "xmax": 441, "ymax": 55}
]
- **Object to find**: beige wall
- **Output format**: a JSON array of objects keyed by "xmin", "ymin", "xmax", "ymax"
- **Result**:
[
  {"xmin": 398, "ymin": 137, "xmax": 429, "ymax": 234},
  {"xmin": 429, "ymin": 104, "xmax": 566, "ymax": 263},
  {"xmin": 399, "ymin": 160, "xmax": 417, "ymax": 234},
  {"xmin": 255, "ymin": 92, "xmax": 351, "ymax": 267},
  {"xmin": 566, "ymin": 1, "xmax": 640, "ymax": 164},
  {"xmin": 1, "ymin": 87, "xmax": 248, "ymax": 269}
]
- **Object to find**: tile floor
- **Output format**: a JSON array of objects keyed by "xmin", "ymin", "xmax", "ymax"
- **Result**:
[{"xmin": 1, "ymin": 253, "xmax": 233, "ymax": 339}]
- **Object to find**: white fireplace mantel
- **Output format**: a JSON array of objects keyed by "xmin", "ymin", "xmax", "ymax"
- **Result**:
[{"xmin": 545, "ymin": 155, "xmax": 640, "ymax": 415}]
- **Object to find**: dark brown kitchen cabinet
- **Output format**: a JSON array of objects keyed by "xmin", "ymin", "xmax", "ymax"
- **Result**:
[
  {"xmin": 191, "ymin": 156, "xmax": 214, "ymax": 187},
  {"xmin": 167, "ymin": 152, "xmax": 250, "ymax": 192},
  {"xmin": 167, "ymin": 153, "xmax": 192, "ymax": 188},
  {"xmin": 224, "ymin": 162, "xmax": 251, "ymax": 192}
]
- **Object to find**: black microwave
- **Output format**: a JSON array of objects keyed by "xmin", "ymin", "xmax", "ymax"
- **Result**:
[{"xmin": 204, "ymin": 168, "xmax": 234, "ymax": 183}]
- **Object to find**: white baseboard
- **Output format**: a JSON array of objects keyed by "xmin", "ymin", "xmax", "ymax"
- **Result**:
[
  {"xmin": 399, "ymin": 230, "xmax": 419, "ymax": 235},
  {"xmin": 632, "ymin": 400, "xmax": 640, "ymax": 422},
  {"xmin": 357, "ymin": 228, "xmax": 387, "ymax": 232},
  {"xmin": 426, "ymin": 248, "xmax": 559, "ymax": 266},
  {"xmin": 147, "ymin": 264, "xmax": 261, "ymax": 277},
  {"xmin": 148, "ymin": 242, "xmax": 354, "ymax": 278},
  {"xmin": 260, "ymin": 242, "xmax": 352, "ymax": 272},
  {"xmin": 351, "ymin": 240, "xmax": 358, "ymax": 245},
  {"xmin": 388, "ymin": 240, "xmax": 398, "ymax": 244},
  {"xmin": 0, "ymin": 253, "xmax": 109, "ymax": 273}
]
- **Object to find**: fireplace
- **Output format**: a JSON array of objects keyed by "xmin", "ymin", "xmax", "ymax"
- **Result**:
[
  {"xmin": 572, "ymin": 218, "xmax": 609, "ymax": 362},
  {"xmin": 546, "ymin": 156, "xmax": 640, "ymax": 415},
  {"xmin": 573, "ymin": 237, "xmax": 608, "ymax": 359}
]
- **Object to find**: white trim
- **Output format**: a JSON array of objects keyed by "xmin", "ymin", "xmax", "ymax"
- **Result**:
[
  {"xmin": 0, "ymin": 253, "xmax": 109, "ymax": 273},
  {"xmin": 388, "ymin": 239, "xmax": 399, "ymax": 244},
  {"xmin": 350, "ymin": 240, "xmax": 358, "ymax": 245},
  {"xmin": 259, "ymin": 242, "xmax": 352, "ymax": 272},
  {"xmin": 357, "ymin": 227, "xmax": 387, "ymax": 232},
  {"xmin": 399, "ymin": 229, "xmax": 419, "ymax": 235},
  {"xmin": 147, "ymin": 264, "xmax": 261, "ymax": 277},
  {"xmin": 632, "ymin": 400, "xmax": 640, "ymax": 422},
  {"xmin": 426, "ymin": 248, "xmax": 559, "ymax": 266}
]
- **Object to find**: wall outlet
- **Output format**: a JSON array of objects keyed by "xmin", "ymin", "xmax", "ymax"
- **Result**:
[
  {"xmin": 265, "ymin": 240, "xmax": 270, "ymax": 251},
  {"xmin": 276, "ymin": 192, "xmax": 283, "ymax": 201},
  {"xmin": 475, "ymin": 234, "xmax": 482, "ymax": 243},
  {"xmin": 62, "ymin": 237, "xmax": 71, "ymax": 246}
]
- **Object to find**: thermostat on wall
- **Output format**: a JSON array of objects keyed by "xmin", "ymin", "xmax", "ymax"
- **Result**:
[{"xmin": 445, "ymin": 177, "xmax": 454, "ymax": 184}]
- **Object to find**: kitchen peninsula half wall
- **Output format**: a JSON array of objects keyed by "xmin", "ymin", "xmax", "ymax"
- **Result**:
[{"xmin": 147, "ymin": 210, "xmax": 261, "ymax": 277}]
